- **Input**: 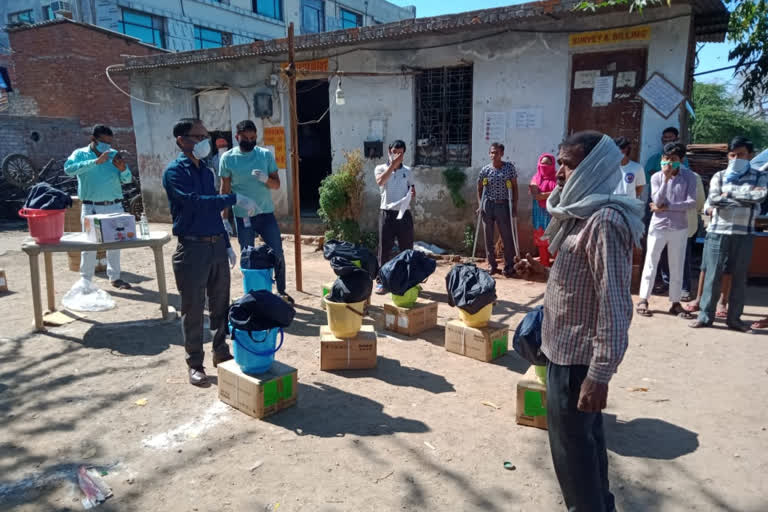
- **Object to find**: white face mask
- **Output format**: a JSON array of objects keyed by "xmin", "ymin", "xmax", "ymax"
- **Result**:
[{"xmin": 193, "ymin": 139, "xmax": 211, "ymax": 160}]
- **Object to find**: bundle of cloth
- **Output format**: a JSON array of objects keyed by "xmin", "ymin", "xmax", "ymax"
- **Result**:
[
  {"xmin": 240, "ymin": 244, "xmax": 277, "ymax": 270},
  {"xmin": 229, "ymin": 290, "xmax": 295, "ymax": 333},
  {"xmin": 24, "ymin": 182, "xmax": 73, "ymax": 210},
  {"xmin": 379, "ymin": 249, "xmax": 437, "ymax": 295},
  {"xmin": 445, "ymin": 263, "xmax": 497, "ymax": 314},
  {"xmin": 323, "ymin": 239, "xmax": 378, "ymax": 303}
]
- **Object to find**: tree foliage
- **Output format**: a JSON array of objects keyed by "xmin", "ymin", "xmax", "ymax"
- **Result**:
[
  {"xmin": 576, "ymin": 0, "xmax": 768, "ymax": 109},
  {"xmin": 691, "ymin": 82, "xmax": 768, "ymax": 147}
]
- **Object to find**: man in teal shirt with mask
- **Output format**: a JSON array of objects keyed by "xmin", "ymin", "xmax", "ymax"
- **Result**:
[
  {"xmin": 64, "ymin": 124, "xmax": 133, "ymax": 290},
  {"xmin": 219, "ymin": 120, "xmax": 293, "ymax": 304}
]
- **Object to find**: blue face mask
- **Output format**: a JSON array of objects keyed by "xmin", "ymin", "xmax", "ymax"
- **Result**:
[{"xmin": 96, "ymin": 141, "xmax": 111, "ymax": 153}]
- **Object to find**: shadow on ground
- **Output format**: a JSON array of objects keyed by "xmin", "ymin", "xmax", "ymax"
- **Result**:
[
  {"xmin": 328, "ymin": 356, "xmax": 455, "ymax": 394},
  {"xmin": 266, "ymin": 381, "xmax": 430, "ymax": 437},
  {"xmin": 604, "ymin": 413, "xmax": 699, "ymax": 460}
]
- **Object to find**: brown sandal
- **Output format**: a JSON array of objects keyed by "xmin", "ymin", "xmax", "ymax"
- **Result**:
[
  {"xmin": 636, "ymin": 301, "xmax": 652, "ymax": 317},
  {"xmin": 670, "ymin": 303, "xmax": 695, "ymax": 320}
]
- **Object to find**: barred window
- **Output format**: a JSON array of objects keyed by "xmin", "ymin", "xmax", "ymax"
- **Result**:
[{"xmin": 415, "ymin": 65, "xmax": 473, "ymax": 166}]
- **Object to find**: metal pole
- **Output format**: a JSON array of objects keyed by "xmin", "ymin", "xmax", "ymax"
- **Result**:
[
  {"xmin": 287, "ymin": 23, "xmax": 303, "ymax": 292},
  {"xmin": 472, "ymin": 179, "xmax": 487, "ymax": 260},
  {"xmin": 507, "ymin": 180, "xmax": 521, "ymax": 259}
]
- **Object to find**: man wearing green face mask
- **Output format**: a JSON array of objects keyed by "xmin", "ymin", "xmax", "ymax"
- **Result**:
[
  {"xmin": 64, "ymin": 124, "xmax": 134, "ymax": 290},
  {"xmin": 636, "ymin": 142, "xmax": 697, "ymax": 318}
]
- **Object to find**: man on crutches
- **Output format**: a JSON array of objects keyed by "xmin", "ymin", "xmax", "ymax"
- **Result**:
[{"xmin": 477, "ymin": 143, "xmax": 518, "ymax": 277}]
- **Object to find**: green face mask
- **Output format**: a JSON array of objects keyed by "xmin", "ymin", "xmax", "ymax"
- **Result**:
[{"xmin": 661, "ymin": 160, "xmax": 681, "ymax": 170}]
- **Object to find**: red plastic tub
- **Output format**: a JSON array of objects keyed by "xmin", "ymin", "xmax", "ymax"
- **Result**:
[{"xmin": 19, "ymin": 208, "xmax": 66, "ymax": 244}]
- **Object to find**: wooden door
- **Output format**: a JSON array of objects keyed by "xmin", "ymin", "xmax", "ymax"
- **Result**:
[{"xmin": 567, "ymin": 49, "xmax": 647, "ymax": 162}]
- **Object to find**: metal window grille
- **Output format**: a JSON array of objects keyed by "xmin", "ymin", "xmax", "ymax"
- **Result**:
[{"xmin": 415, "ymin": 65, "xmax": 473, "ymax": 166}]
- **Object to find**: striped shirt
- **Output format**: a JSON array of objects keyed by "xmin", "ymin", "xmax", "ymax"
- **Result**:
[
  {"xmin": 542, "ymin": 207, "xmax": 633, "ymax": 383},
  {"xmin": 707, "ymin": 167, "xmax": 768, "ymax": 235}
]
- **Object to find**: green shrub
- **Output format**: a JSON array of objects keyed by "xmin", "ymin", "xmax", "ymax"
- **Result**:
[
  {"xmin": 317, "ymin": 151, "xmax": 365, "ymax": 244},
  {"xmin": 443, "ymin": 167, "xmax": 467, "ymax": 208}
]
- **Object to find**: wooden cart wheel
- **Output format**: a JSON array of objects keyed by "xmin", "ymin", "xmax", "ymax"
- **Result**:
[{"xmin": 1, "ymin": 153, "xmax": 38, "ymax": 189}]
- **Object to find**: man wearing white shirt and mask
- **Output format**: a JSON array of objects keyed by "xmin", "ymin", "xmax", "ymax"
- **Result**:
[{"xmin": 374, "ymin": 140, "xmax": 415, "ymax": 294}]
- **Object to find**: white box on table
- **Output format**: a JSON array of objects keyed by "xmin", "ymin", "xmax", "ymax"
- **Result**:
[{"xmin": 84, "ymin": 213, "xmax": 136, "ymax": 243}]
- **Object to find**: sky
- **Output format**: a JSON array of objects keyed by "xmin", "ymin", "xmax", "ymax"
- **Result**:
[{"xmin": 392, "ymin": 0, "xmax": 738, "ymax": 85}]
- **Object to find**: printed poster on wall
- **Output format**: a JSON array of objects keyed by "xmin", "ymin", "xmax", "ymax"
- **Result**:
[
  {"xmin": 263, "ymin": 126, "xmax": 287, "ymax": 169},
  {"xmin": 510, "ymin": 108, "xmax": 543, "ymax": 129},
  {"xmin": 592, "ymin": 76, "xmax": 614, "ymax": 106},
  {"xmin": 637, "ymin": 73, "xmax": 686, "ymax": 119},
  {"xmin": 484, "ymin": 112, "xmax": 506, "ymax": 143},
  {"xmin": 574, "ymin": 70, "xmax": 600, "ymax": 89}
]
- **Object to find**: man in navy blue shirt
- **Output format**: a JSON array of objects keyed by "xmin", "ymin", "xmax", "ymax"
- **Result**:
[{"xmin": 163, "ymin": 118, "xmax": 258, "ymax": 386}]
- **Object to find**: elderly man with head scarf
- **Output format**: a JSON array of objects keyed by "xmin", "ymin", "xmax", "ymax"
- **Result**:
[{"xmin": 519, "ymin": 131, "xmax": 644, "ymax": 512}]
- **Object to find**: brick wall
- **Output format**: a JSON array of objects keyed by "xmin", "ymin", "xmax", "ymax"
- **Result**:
[
  {"xmin": 4, "ymin": 21, "xmax": 162, "ymax": 172},
  {"xmin": 0, "ymin": 116, "xmax": 83, "ymax": 170}
]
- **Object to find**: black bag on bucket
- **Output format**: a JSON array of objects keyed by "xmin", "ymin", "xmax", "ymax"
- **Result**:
[
  {"xmin": 327, "ymin": 268, "xmax": 373, "ymax": 303},
  {"xmin": 24, "ymin": 182, "xmax": 73, "ymax": 210},
  {"xmin": 323, "ymin": 239, "xmax": 379, "ymax": 279},
  {"xmin": 378, "ymin": 249, "xmax": 436, "ymax": 295},
  {"xmin": 445, "ymin": 264, "xmax": 496, "ymax": 314},
  {"xmin": 512, "ymin": 305, "xmax": 548, "ymax": 366},
  {"xmin": 229, "ymin": 290, "xmax": 295, "ymax": 332},
  {"xmin": 240, "ymin": 244, "xmax": 277, "ymax": 270}
]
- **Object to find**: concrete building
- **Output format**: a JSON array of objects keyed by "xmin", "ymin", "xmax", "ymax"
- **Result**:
[
  {"xmin": 118, "ymin": 0, "xmax": 729, "ymax": 252},
  {"xmin": 0, "ymin": 0, "xmax": 416, "ymax": 56}
]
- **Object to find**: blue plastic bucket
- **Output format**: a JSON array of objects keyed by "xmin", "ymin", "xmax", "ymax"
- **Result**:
[
  {"xmin": 242, "ymin": 267, "xmax": 273, "ymax": 294},
  {"xmin": 232, "ymin": 327, "xmax": 284, "ymax": 375}
]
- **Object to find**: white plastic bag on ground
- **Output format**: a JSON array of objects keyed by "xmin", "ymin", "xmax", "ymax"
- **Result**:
[
  {"xmin": 62, "ymin": 278, "xmax": 116, "ymax": 312},
  {"xmin": 414, "ymin": 241, "xmax": 446, "ymax": 255}
]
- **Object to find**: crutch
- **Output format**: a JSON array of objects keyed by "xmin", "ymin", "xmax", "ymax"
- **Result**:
[
  {"xmin": 472, "ymin": 178, "xmax": 488, "ymax": 259},
  {"xmin": 506, "ymin": 180, "xmax": 521, "ymax": 259}
]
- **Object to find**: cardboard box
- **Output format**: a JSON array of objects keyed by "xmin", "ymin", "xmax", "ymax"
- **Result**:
[
  {"xmin": 0, "ymin": 269, "xmax": 7, "ymax": 292},
  {"xmin": 516, "ymin": 366, "xmax": 547, "ymax": 430},
  {"xmin": 444, "ymin": 320, "xmax": 509, "ymax": 362},
  {"xmin": 383, "ymin": 299, "xmax": 438, "ymax": 336},
  {"xmin": 320, "ymin": 324, "xmax": 377, "ymax": 370},
  {"xmin": 84, "ymin": 213, "xmax": 137, "ymax": 243},
  {"xmin": 217, "ymin": 359, "xmax": 297, "ymax": 419}
]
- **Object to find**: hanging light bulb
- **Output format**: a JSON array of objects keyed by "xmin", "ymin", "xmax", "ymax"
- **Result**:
[{"xmin": 335, "ymin": 75, "xmax": 345, "ymax": 106}]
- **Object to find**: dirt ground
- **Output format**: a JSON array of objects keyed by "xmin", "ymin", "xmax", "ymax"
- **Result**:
[{"xmin": 1, "ymin": 219, "xmax": 767, "ymax": 512}]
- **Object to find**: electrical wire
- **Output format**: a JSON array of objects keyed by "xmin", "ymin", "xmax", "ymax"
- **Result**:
[
  {"xmin": 105, "ymin": 64, "xmax": 161, "ymax": 105},
  {"xmin": 298, "ymin": 106, "xmax": 330, "ymax": 125},
  {"xmin": 694, "ymin": 60, "xmax": 758, "ymax": 76}
]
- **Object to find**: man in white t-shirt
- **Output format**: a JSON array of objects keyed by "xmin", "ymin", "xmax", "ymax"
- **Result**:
[
  {"xmin": 613, "ymin": 136, "xmax": 646, "ymax": 199},
  {"xmin": 374, "ymin": 139, "xmax": 415, "ymax": 294}
]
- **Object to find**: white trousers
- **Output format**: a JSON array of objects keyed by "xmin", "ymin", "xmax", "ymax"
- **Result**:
[
  {"xmin": 80, "ymin": 202, "xmax": 124, "ymax": 282},
  {"xmin": 639, "ymin": 228, "xmax": 687, "ymax": 303}
]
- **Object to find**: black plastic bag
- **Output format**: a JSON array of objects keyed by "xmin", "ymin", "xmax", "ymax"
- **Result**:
[
  {"xmin": 229, "ymin": 290, "xmax": 295, "ymax": 332},
  {"xmin": 445, "ymin": 264, "xmax": 497, "ymax": 314},
  {"xmin": 323, "ymin": 239, "xmax": 378, "ymax": 279},
  {"xmin": 378, "ymin": 249, "xmax": 436, "ymax": 295},
  {"xmin": 512, "ymin": 306, "xmax": 548, "ymax": 366},
  {"xmin": 327, "ymin": 268, "xmax": 373, "ymax": 303},
  {"xmin": 24, "ymin": 182, "xmax": 73, "ymax": 210},
  {"xmin": 240, "ymin": 244, "xmax": 277, "ymax": 270}
]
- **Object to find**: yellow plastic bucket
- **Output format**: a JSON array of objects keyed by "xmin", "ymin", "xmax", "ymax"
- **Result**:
[
  {"xmin": 391, "ymin": 285, "xmax": 421, "ymax": 308},
  {"xmin": 534, "ymin": 365, "xmax": 547, "ymax": 386},
  {"xmin": 325, "ymin": 299, "xmax": 365, "ymax": 338},
  {"xmin": 458, "ymin": 303, "xmax": 493, "ymax": 328}
]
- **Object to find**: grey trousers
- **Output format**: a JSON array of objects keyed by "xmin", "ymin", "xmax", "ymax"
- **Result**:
[
  {"xmin": 172, "ymin": 238, "xmax": 231, "ymax": 369},
  {"xmin": 698, "ymin": 232, "xmax": 754, "ymax": 325},
  {"xmin": 482, "ymin": 201, "xmax": 515, "ymax": 273},
  {"xmin": 547, "ymin": 362, "xmax": 616, "ymax": 512}
]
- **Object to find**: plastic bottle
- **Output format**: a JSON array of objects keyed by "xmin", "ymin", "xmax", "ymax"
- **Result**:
[{"xmin": 139, "ymin": 213, "xmax": 150, "ymax": 239}]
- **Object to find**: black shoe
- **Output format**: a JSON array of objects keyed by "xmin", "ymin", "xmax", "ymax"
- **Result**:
[
  {"xmin": 111, "ymin": 279, "xmax": 132, "ymax": 290},
  {"xmin": 726, "ymin": 322, "xmax": 751, "ymax": 333},
  {"xmin": 213, "ymin": 352, "xmax": 233, "ymax": 368},
  {"xmin": 279, "ymin": 293, "xmax": 295, "ymax": 305},
  {"xmin": 502, "ymin": 270, "xmax": 515, "ymax": 278},
  {"xmin": 188, "ymin": 367, "xmax": 209, "ymax": 386},
  {"xmin": 489, "ymin": 268, "xmax": 501, "ymax": 276}
]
